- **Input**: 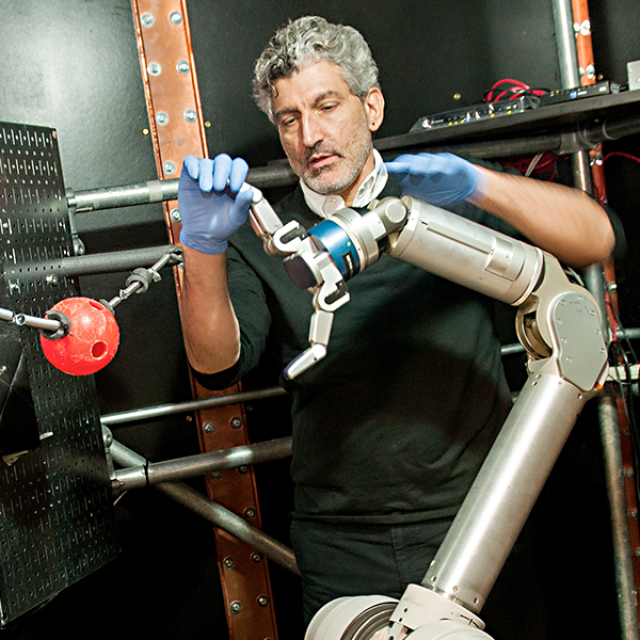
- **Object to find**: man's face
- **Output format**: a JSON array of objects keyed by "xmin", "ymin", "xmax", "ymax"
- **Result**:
[{"xmin": 271, "ymin": 60, "xmax": 383, "ymax": 204}]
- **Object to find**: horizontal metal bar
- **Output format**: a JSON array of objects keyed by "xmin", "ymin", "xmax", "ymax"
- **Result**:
[
  {"xmin": 65, "ymin": 111, "xmax": 640, "ymax": 209},
  {"xmin": 109, "ymin": 438, "xmax": 300, "ymax": 575},
  {"xmin": 61, "ymin": 245, "xmax": 182, "ymax": 277},
  {"xmin": 378, "ymin": 133, "xmax": 565, "ymax": 161},
  {"xmin": 101, "ymin": 386, "xmax": 288, "ymax": 427},
  {"xmin": 0, "ymin": 307, "xmax": 60, "ymax": 332},
  {"xmin": 67, "ymin": 179, "xmax": 179, "ymax": 212},
  {"xmin": 113, "ymin": 437, "xmax": 292, "ymax": 490},
  {"xmin": 67, "ymin": 164, "xmax": 298, "ymax": 213}
]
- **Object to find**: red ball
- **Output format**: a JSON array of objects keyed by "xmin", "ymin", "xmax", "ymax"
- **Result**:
[{"xmin": 39, "ymin": 297, "xmax": 120, "ymax": 376}]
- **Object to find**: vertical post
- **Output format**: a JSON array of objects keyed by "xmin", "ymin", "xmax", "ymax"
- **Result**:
[
  {"xmin": 551, "ymin": 2, "xmax": 639, "ymax": 637},
  {"xmin": 129, "ymin": 2, "xmax": 279, "ymax": 638}
]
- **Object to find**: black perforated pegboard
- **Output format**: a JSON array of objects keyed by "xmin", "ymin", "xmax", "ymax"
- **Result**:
[{"xmin": 0, "ymin": 122, "xmax": 120, "ymax": 626}]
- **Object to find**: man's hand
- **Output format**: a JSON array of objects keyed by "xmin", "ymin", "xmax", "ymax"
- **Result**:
[
  {"xmin": 178, "ymin": 154, "xmax": 254, "ymax": 254},
  {"xmin": 385, "ymin": 152, "xmax": 486, "ymax": 207}
]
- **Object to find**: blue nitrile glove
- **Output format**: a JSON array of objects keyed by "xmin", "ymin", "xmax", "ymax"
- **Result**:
[
  {"xmin": 385, "ymin": 152, "xmax": 483, "ymax": 207},
  {"xmin": 178, "ymin": 153, "xmax": 254, "ymax": 254}
]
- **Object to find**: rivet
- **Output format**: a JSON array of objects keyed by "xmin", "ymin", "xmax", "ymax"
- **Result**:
[
  {"xmin": 203, "ymin": 421, "xmax": 215, "ymax": 434},
  {"xmin": 257, "ymin": 595, "xmax": 269, "ymax": 607},
  {"xmin": 251, "ymin": 552, "xmax": 262, "ymax": 563},
  {"xmin": 230, "ymin": 416, "xmax": 243, "ymax": 429},
  {"xmin": 147, "ymin": 62, "xmax": 162, "ymax": 76},
  {"xmin": 170, "ymin": 11, "xmax": 183, "ymax": 25},
  {"xmin": 170, "ymin": 208, "xmax": 181, "ymax": 222},
  {"xmin": 163, "ymin": 161, "xmax": 176, "ymax": 175},
  {"xmin": 177, "ymin": 60, "xmax": 191, "ymax": 74},
  {"xmin": 184, "ymin": 109, "xmax": 197, "ymax": 123},
  {"xmin": 244, "ymin": 507, "xmax": 256, "ymax": 518},
  {"xmin": 155, "ymin": 112, "xmax": 169, "ymax": 126},
  {"xmin": 238, "ymin": 465, "xmax": 249, "ymax": 475},
  {"xmin": 140, "ymin": 13, "xmax": 154, "ymax": 27},
  {"xmin": 223, "ymin": 556, "xmax": 235, "ymax": 569},
  {"xmin": 204, "ymin": 121, "xmax": 212, "ymax": 128},
  {"xmin": 230, "ymin": 601, "xmax": 242, "ymax": 614},
  {"xmin": 142, "ymin": 128, "xmax": 150, "ymax": 136}
]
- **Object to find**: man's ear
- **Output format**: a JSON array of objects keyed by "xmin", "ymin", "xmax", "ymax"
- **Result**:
[{"xmin": 365, "ymin": 87, "xmax": 385, "ymax": 132}]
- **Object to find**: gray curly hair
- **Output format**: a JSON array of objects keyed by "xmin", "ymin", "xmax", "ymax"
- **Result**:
[{"xmin": 253, "ymin": 16, "xmax": 380, "ymax": 122}]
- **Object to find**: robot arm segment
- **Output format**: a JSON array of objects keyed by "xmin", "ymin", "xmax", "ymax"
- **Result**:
[{"xmin": 249, "ymin": 191, "xmax": 551, "ymax": 379}]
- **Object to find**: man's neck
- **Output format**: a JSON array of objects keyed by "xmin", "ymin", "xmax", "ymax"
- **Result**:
[
  {"xmin": 337, "ymin": 151, "xmax": 377, "ymax": 207},
  {"xmin": 300, "ymin": 150, "xmax": 388, "ymax": 218}
]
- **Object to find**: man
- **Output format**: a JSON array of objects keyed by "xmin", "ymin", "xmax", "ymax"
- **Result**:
[{"xmin": 177, "ymin": 15, "xmax": 615, "ymax": 634}]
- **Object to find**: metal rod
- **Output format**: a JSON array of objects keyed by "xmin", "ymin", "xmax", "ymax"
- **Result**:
[
  {"xmin": 554, "ymin": 1, "xmax": 640, "ymax": 634},
  {"xmin": 552, "ymin": 0, "xmax": 581, "ymax": 88},
  {"xmin": 67, "ymin": 179, "xmax": 179, "ymax": 212},
  {"xmin": 67, "ymin": 164, "xmax": 299, "ymax": 213},
  {"xmin": 599, "ymin": 397, "xmax": 640, "ymax": 638},
  {"xmin": 585, "ymin": 263, "xmax": 640, "ymax": 640},
  {"xmin": 107, "ymin": 252, "xmax": 174, "ymax": 309},
  {"xmin": 100, "ymin": 386, "xmax": 288, "ymax": 427},
  {"xmin": 63, "ymin": 112, "xmax": 640, "ymax": 212},
  {"xmin": 109, "ymin": 438, "xmax": 300, "ymax": 576},
  {"xmin": 583, "ymin": 114, "xmax": 640, "ymax": 146},
  {"xmin": 60, "ymin": 245, "xmax": 182, "ymax": 277},
  {"xmin": 378, "ymin": 133, "xmax": 564, "ymax": 160},
  {"xmin": 0, "ymin": 307, "xmax": 61, "ymax": 332},
  {"xmin": 113, "ymin": 437, "xmax": 292, "ymax": 490}
]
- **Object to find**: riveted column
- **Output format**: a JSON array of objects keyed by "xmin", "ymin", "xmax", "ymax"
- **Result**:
[{"xmin": 130, "ymin": 2, "xmax": 279, "ymax": 638}]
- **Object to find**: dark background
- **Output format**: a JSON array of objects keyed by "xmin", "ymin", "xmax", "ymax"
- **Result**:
[{"xmin": 0, "ymin": 0, "xmax": 639, "ymax": 638}]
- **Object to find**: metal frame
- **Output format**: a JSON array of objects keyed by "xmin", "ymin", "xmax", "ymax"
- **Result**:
[{"xmin": 552, "ymin": 1, "xmax": 639, "ymax": 636}]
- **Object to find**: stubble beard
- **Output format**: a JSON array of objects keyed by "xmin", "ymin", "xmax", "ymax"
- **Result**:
[{"xmin": 295, "ymin": 114, "xmax": 373, "ymax": 196}]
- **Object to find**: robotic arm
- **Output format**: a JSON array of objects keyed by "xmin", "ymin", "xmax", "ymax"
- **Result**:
[{"xmin": 249, "ymin": 189, "xmax": 609, "ymax": 639}]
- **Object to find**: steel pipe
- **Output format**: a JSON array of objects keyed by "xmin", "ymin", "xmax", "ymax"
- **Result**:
[
  {"xmin": 109, "ymin": 438, "xmax": 300, "ymax": 576},
  {"xmin": 552, "ymin": 0, "xmax": 581, "ymax": 88},
  {"xmin": 599, "ymin": 397, "xmax": 640, "ymax": 638},
  {"xmin": 553, "ymin": 1, "xmax": 640, "ymax": 636},
  {"xmin": 101, "ymin": 386, "xmax": 288, "ymax": 427},
  {"xmin": 113, "ymin": 437, "xmax": 292, "ymax": 490},
  {"xmin": 60, "ymin": 245, "xmax": 182, "ymax": 277},
  {"xmin": 67, "ymin": 164, "xmax": 298, "ymax": 213}
]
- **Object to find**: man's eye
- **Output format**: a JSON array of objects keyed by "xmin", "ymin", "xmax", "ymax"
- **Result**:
[
  {"xmin": 280, "ymin": 117, "xmax": 296, "ymax": 128},
  {"xmin": 321, "ymin": 103, "xmax": 337, "ymax": 112}
]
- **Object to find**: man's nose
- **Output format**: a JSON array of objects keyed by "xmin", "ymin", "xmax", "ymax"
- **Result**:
[{"xmin": 301, "ymin": 113, "xmax": 324, "ymax": 148}]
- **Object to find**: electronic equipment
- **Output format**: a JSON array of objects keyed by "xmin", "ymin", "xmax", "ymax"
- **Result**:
[
  {"xmin": 538, "ymin": 79, "xmax": 620, "ymax": 106},
  {"xmin": 409, "ymin": 95, "xmax": 540, "ymax": 132}
]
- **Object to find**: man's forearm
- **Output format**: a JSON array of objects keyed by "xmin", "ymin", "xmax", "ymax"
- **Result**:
[
  {"xmin": 468, "ymin": 166, "xmax": 615, "ymax": 268},
  {"xmin": 179, "ymin": 246, "xmax": 241, "ymax": 374}
]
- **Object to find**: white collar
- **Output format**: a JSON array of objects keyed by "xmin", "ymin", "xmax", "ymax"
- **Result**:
[{"xmin": 300, "ymin": 149, "xmax": 388, "ymax": 217}]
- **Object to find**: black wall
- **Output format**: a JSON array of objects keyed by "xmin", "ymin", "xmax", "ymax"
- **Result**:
[{"xmin": 0, "ymin": 0, "xmax": 639, "ymax": 638}]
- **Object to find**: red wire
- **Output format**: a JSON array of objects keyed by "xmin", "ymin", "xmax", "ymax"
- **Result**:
[
  {"xmin": 603, "ymin": 151, "xmax": 640, "ymax": 164},
  {"xmin": 598, "ymin": 151, "xmax": 640, "ymax": 204}
]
